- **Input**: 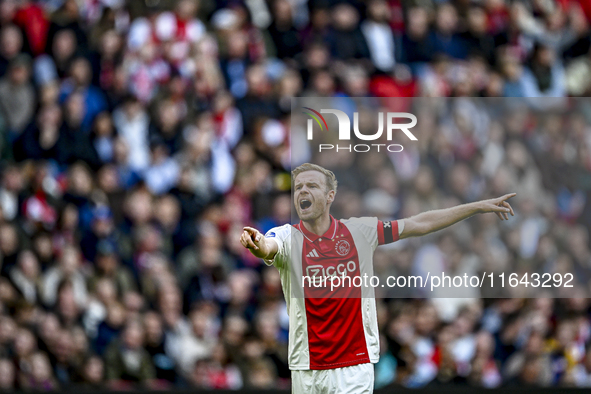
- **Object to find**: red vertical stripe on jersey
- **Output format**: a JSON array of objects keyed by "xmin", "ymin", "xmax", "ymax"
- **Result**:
[{"xmin": 301, "ymin": 222, "xmax": 370, "ymax": 370}]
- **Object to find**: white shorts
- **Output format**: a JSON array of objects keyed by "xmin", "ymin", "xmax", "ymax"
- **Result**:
[{"xmin": 292, "ymin": 363, "xmax": 374, "ymax": 394}]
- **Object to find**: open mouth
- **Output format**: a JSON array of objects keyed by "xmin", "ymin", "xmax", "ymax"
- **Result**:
[{"xmin": 300, "ymin": 199, "xmax": 312, "ymax": 210}]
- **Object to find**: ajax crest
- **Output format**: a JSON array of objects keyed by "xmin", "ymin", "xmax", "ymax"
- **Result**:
[{"xmin": 335, "ymin": 240, "xmax": 351, "ymax": 256}]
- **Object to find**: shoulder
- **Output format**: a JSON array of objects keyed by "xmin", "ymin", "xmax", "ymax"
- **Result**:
[
  {"xmin": 341, "ymin": 217, "xmax": 381, "ymax": 248},
  {"xmin": 264, "ymin": 224, "xmax": 293, "ymax": 240},
  {"xmin": 340, "ymin": 217, "xmax": 378, "ymax": 227}
]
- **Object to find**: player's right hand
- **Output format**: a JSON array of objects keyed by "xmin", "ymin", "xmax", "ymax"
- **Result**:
[{"xmin": 240, "ymin": 226, "xmax": 264, "ymax": 251}]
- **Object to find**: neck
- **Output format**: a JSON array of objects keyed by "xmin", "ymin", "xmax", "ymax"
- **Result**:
[{"xmin": 302, "ymin": 212, "xmax": 332, "ymax": 236}]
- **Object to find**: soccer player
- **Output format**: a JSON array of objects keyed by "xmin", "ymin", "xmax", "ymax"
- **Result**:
[{"xmin": 239, "ymin": 163, "xmax": 515, "ymax": 393}]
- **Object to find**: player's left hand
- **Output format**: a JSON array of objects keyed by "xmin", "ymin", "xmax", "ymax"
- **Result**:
[{"xmin": 481, "ymin": 193, "xmax": 516, "ymax": 221}]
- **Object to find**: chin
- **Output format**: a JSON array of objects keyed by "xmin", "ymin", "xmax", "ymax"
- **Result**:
[{"xmin": 299, "ymin": 211, "xmax": 318, "ymax": 221}]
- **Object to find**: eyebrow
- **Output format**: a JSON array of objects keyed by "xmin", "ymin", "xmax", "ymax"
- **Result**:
[{"xmin": 295, "ymin": 181, "xmax": 321, "ymax": 187}]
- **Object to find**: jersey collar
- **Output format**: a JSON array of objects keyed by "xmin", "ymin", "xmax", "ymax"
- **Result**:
[{"xmin": 297, "ymin": 215, "xmax": 338, "ymax": 242}]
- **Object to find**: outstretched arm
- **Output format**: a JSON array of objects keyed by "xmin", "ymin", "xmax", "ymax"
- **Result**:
[
  {"xmin": 240, "ymin": 226, "xmax": 279, "ymax": 260},
  {"xmin": 399, "ymin": 193, "xmax": 516, "ymax": 239}
]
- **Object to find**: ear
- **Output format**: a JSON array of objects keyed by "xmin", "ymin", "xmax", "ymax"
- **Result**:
[{"xmin": 327, "ymin": 189, "xmax": 335, "ymax": 204}]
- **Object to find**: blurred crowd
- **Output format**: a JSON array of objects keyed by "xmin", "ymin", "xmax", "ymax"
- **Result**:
[{"xmin": 0, "ymin": 0, "xmax": 590, "ymax": 390}]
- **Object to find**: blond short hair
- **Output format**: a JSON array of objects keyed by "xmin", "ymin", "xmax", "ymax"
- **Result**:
[{"xmin": 291, "ymin": 163, "xmax": 338, "ymax": 193}]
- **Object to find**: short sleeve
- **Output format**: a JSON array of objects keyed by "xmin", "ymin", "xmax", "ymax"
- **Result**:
[
  {"xmin": 340, "ymin": 217, "xmax": 379, "ymax": 250},
  {"xmin": 341, "ymin": 217, "xmax": 404, "ymax": 250},
  {"xmin": 263, "ymin": 224, "xmax": 291, "ymax": 270}
]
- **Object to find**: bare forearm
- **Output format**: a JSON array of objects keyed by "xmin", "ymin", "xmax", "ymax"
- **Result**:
[{"xmin": 401, "ymin": 201, "xmax": 483, "ymax": 238}]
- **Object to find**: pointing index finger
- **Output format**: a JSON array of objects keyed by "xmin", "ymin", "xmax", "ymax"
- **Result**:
[{"xmin": 243, "ymin": 226, "xmax": 258, "ymax": 235}]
